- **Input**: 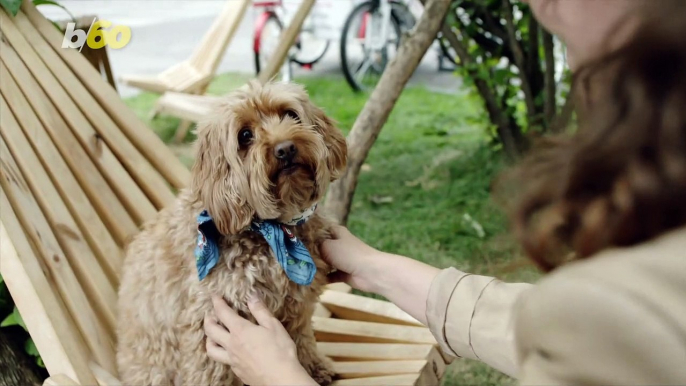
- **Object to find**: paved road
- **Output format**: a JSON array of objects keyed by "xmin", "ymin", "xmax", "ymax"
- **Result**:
[{"xmin": 41, "ymin": 0, "xmax": 460, "ymax": 98}]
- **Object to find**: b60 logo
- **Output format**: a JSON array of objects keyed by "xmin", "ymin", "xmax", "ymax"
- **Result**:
[{"xmin": 62, "ymin": 18, "xmax": 131, "ymax": 51}]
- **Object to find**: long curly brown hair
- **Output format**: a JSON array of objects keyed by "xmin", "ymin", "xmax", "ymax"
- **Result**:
[{"xmin": 509, "ymin": 1, "xmax": 686, "ymax": 271}]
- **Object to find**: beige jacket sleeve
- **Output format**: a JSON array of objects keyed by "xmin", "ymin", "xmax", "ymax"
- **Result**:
[
  {"xmin": 425, "ymin": 268, "xmax": 532, "ymax": 378},
  {"xmin": 425, "ymin": 228, "xmax": 686, "ymax": 385},
  {"xmin": 514, "ymin": 275, "xmax": 686, "ymax": 385},
  {"xmin": 513, "ymin": 230, "xmax": 686, "ymax": 385}
]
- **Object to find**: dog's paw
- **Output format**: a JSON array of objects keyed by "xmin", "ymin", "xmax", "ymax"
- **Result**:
[{"xmin": 306, "ymin": 360, "xmax": 335, "ymax": 386}]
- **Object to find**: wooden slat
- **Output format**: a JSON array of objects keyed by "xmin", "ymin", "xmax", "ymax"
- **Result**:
[
  {"xmin": 312, "ymin": 317, "xmax": 437, "ymax": 345},
  {"xmin": 119, "ymin": 74, "xmax": 168, "ymax": 93},
  {"xmin": 11, "ymin": 11, "xmax": 175, "ymax": 211},
  {"xmin": 90, "ymin": 361, "xmax": 122, "ymax": 386},
  {"xmin": 169, "ymin": 69, "xmax": 207, "ymax": 93},
  {"xmin": 332, "ymin": 360, "xmax": 427, "ymax": 379},
  {"xmin": 331, "ymin": 374, "xmax": 418, "ymax": 386},
  {"xmin": 425, "ymin": 346, "xmax": 448, "ymax": 378},
  {"xmin": 158, "ymin": 63, "xmax": 196, "ymax": 90},
  {"xmin": 156, "ymin": 92, "xmax": 219, "ymax": 122},
  {"xmin": 320, "ymin": 290, "xmax": 423, "ymax": 326},
  {"xmin": 317, "ymin": 342, "xmax": 434, "ymax": 361},
  {"xmin": 324, "ymin": 282, "xmax": 353, "ymax": 293},
  {"xmin": 0, "ymin": 67, "xmax": 123, "ymax": 283},
  {"xmin": 0, "ymin": 98, "xmax": 118, "ymax": 334},
  {"xmin": 188, "ymin": 0, "xmax": 251, "ymax": 75},
  {"xmin": 258, "ymin": 0, "xmax": 316, "ymax": 83},
  {"xmin": 0, "ymin": 12, "xmax": 157, "ymax": 223},
  {"xmin": 0, "ymin": 146, "xmax": 116, "ymax": 373},
  {"xmin": 22, "ymin": 2, "xmax": 190, "ymax": 191},
  {"xmin": 414, "ymin": 359, "xmax": 441, "ymax": 386},
  {"xmin": 0, "ymin": 42, "xmax": 137, "ymax": 246},
  {"xmin": 0, "ymin": 193, "xmax": 97, "ymax": 385},
  {"xmin": 43, "ymin": 374, "xmax": 80, "ymax": 386},
  {"xmin": 314, "ymin": 302, "xmax": 332, "ymax": 318}
]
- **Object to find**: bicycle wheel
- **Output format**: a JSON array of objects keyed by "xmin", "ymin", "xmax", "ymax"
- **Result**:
[
  {"xmin": 437, "ymin": 31, "xmax": 459, "ymax": 66},
  {"xmin": 390, "ymin": 0, "xmax": 416, "ymax": 31},
  {"xmin": 253, "ymin": 12, "xmax": 283, "ymax": 76},
  {"xmin": 291, "ymin": 18, "xmax": 330, "ymax": 66},
  {"xmin": 340, "ymin": 0, "xmax": 402, "ymax": 92}
]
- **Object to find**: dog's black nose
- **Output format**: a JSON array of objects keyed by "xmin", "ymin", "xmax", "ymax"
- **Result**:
[{"xmin": 274, "ymin": 140, "xmax": 297, "ymax": 161}]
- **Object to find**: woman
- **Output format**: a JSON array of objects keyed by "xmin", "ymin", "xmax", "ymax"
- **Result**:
[{"xmin": 204, "ymin": 0, "xmax": 686, "ymax": 384}]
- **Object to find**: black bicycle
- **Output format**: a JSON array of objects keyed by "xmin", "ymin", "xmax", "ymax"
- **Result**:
[{"xmin": 340, "ymin": 0, "xmax": 458, "ymax": 92}]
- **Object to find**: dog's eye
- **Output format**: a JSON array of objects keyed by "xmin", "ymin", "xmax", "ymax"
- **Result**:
[
  {"xmin": 283, "ymin": 109, "xmax": 300, "ymax": 122},
  {"xmin": 238, "ymin": 128, "xmax": 253, "ymax": 147}
]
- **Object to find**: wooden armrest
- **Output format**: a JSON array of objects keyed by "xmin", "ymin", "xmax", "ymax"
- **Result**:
[{"xmin": 89, "ymin": 362, "xmax": 122, "ymax": 386}]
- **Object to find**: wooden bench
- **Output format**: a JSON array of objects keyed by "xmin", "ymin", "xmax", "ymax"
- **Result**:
[{"xmin": 0, "ymin": 2, "xmax": 450, "ymax": 385}]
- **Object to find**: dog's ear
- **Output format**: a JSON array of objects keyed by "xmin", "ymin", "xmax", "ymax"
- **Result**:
[
  {"xmin": 307, "ymin": 104, "xmax": 348, "ymax": 180},
  {"xmin": 191, "ymin": 118, "xmax": 254, "ymax": 235}
]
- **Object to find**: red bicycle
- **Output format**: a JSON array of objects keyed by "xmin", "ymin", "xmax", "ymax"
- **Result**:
[{"xmin": 253, "ymin": 0, "xmax": 331, "ymax": 75}]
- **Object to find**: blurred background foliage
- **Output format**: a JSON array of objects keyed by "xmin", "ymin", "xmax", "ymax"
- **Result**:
[{"xmin": 440, "ymin": 0, "xmax": 573, "ymax": 158}]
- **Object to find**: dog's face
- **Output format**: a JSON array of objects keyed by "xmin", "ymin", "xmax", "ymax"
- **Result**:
[{"xmin": 191, "ymin": 81, "xmax": 347, "ymax": 235}]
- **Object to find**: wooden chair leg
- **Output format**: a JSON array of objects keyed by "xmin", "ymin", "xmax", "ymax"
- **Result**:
[{"xmin": 173, "ymin": 120, "xmax": 194, "ymax": 143}]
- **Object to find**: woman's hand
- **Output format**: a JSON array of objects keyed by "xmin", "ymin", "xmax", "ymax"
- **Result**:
[
  {"xmin": 321, "ymin": 225, "xmax": 387, "ymax": 293},
  {"xmin": 321, "ymin": 226, "xmax": 441, "ymax": 325},
  {"xmin": 204, "ymin": 296, "xmax": 316, "ymax": 386}
]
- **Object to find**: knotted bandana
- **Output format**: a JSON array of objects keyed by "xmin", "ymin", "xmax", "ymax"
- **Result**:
[{"xmin": 194, "ymin": 205, "xmax": 318, "ymax": 285}]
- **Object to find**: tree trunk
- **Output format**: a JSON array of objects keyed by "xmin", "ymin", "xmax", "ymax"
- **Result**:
[
  {"xmin": 526, "ymin": 16, "xmax": 544, "ymax": 94},
  {"xmin": 324, "ymin": 0, "xmax": 452, "ymax": 224},
  {"xmin": 0, "ymin": 329, "xmax": 42, "ymax": 386},
  {"xmin": 550, "ymin": 87, "xmax": 576, "ymax": 134},
  {"xmin": 438, "ymin": 17, "xmax": 525, "ymax": 159},
  {"xmin": 502, "ymin": 0, "xmax": 536, "ymax": 124},
  {"xmin": 542, "ymin": 30, "xmax": 557, "ymax": 126}
]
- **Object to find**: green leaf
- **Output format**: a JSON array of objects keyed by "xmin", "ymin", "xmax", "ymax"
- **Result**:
[
  {"xmin": 493, "ymin": 68, "xmax": 510, "ymax": 85},
  {"xmin": 25, "ymin": 338, "xmax": 39, "ymax": 357},
  {"xmin": 24, "ymin": 337, "xmax": 44, "ymax": 369},
  {"xmin": 1, "ymin": 306, "xmax": 26, "ymax": 330},
  {"xmin": 477, "ymin": 67, "xmax": 490, "ymax": 81},
  {"xmin": 0, "ymin": 0, "xmax": 22, "ymax": 16}
]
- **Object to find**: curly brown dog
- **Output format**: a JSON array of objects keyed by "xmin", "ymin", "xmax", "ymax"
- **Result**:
[{"xmin": 116, "ymin": 81, "xmax": 347, "ymax": 385}]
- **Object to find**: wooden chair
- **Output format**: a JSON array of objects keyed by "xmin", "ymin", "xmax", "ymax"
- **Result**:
[
  {"xmin": 119, "ymin": 0, "xmax": 250, "ymax": 95},
  {"xmin": 0, "ymin": 2, "xmax": 450, "ymax": 385},
  {"xmin": 157, "ymin": 0, "xmax": 317, "ymax": 143}
]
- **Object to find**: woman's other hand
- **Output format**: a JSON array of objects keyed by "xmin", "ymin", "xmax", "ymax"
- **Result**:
[{"xmin": 204, "ymin": 296, "xmax": 316, "ymax": 386}]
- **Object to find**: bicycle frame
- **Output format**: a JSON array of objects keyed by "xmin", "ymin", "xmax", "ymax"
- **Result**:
[
  {"xmin": 253, "ymin": 1, "xmax": 281, "ymax": 54},
  {"xmin": 361, "ymin": 0, "xmax": 398, "ymax": 51}
]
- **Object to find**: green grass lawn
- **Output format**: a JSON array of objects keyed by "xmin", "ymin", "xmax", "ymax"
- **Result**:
[{"xmin": 125, "ymin": 73, "xmax": 539, "ymax": 385}]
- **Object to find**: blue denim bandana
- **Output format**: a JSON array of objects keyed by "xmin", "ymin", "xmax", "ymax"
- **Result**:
[{"xmin": 194, "ymin": 205, "xmax": 317, "ymax": 285}]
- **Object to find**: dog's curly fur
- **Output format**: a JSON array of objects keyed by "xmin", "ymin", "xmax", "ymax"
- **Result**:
[{"xmin": 116, "ymin": 81, "xmax": 347, "ymax": 385}]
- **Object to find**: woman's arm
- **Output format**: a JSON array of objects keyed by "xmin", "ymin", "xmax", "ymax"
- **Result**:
[
  {"xmin": 321, "ymin": 226, "xmax": 532, "ymax": 377},
  {"xmin": 370, "ymin": 252, "xmax": 441, "ymax": 325},
  {"xmin": 322, "ymin": 230, "xmax": 440, "ymax": 325}
]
